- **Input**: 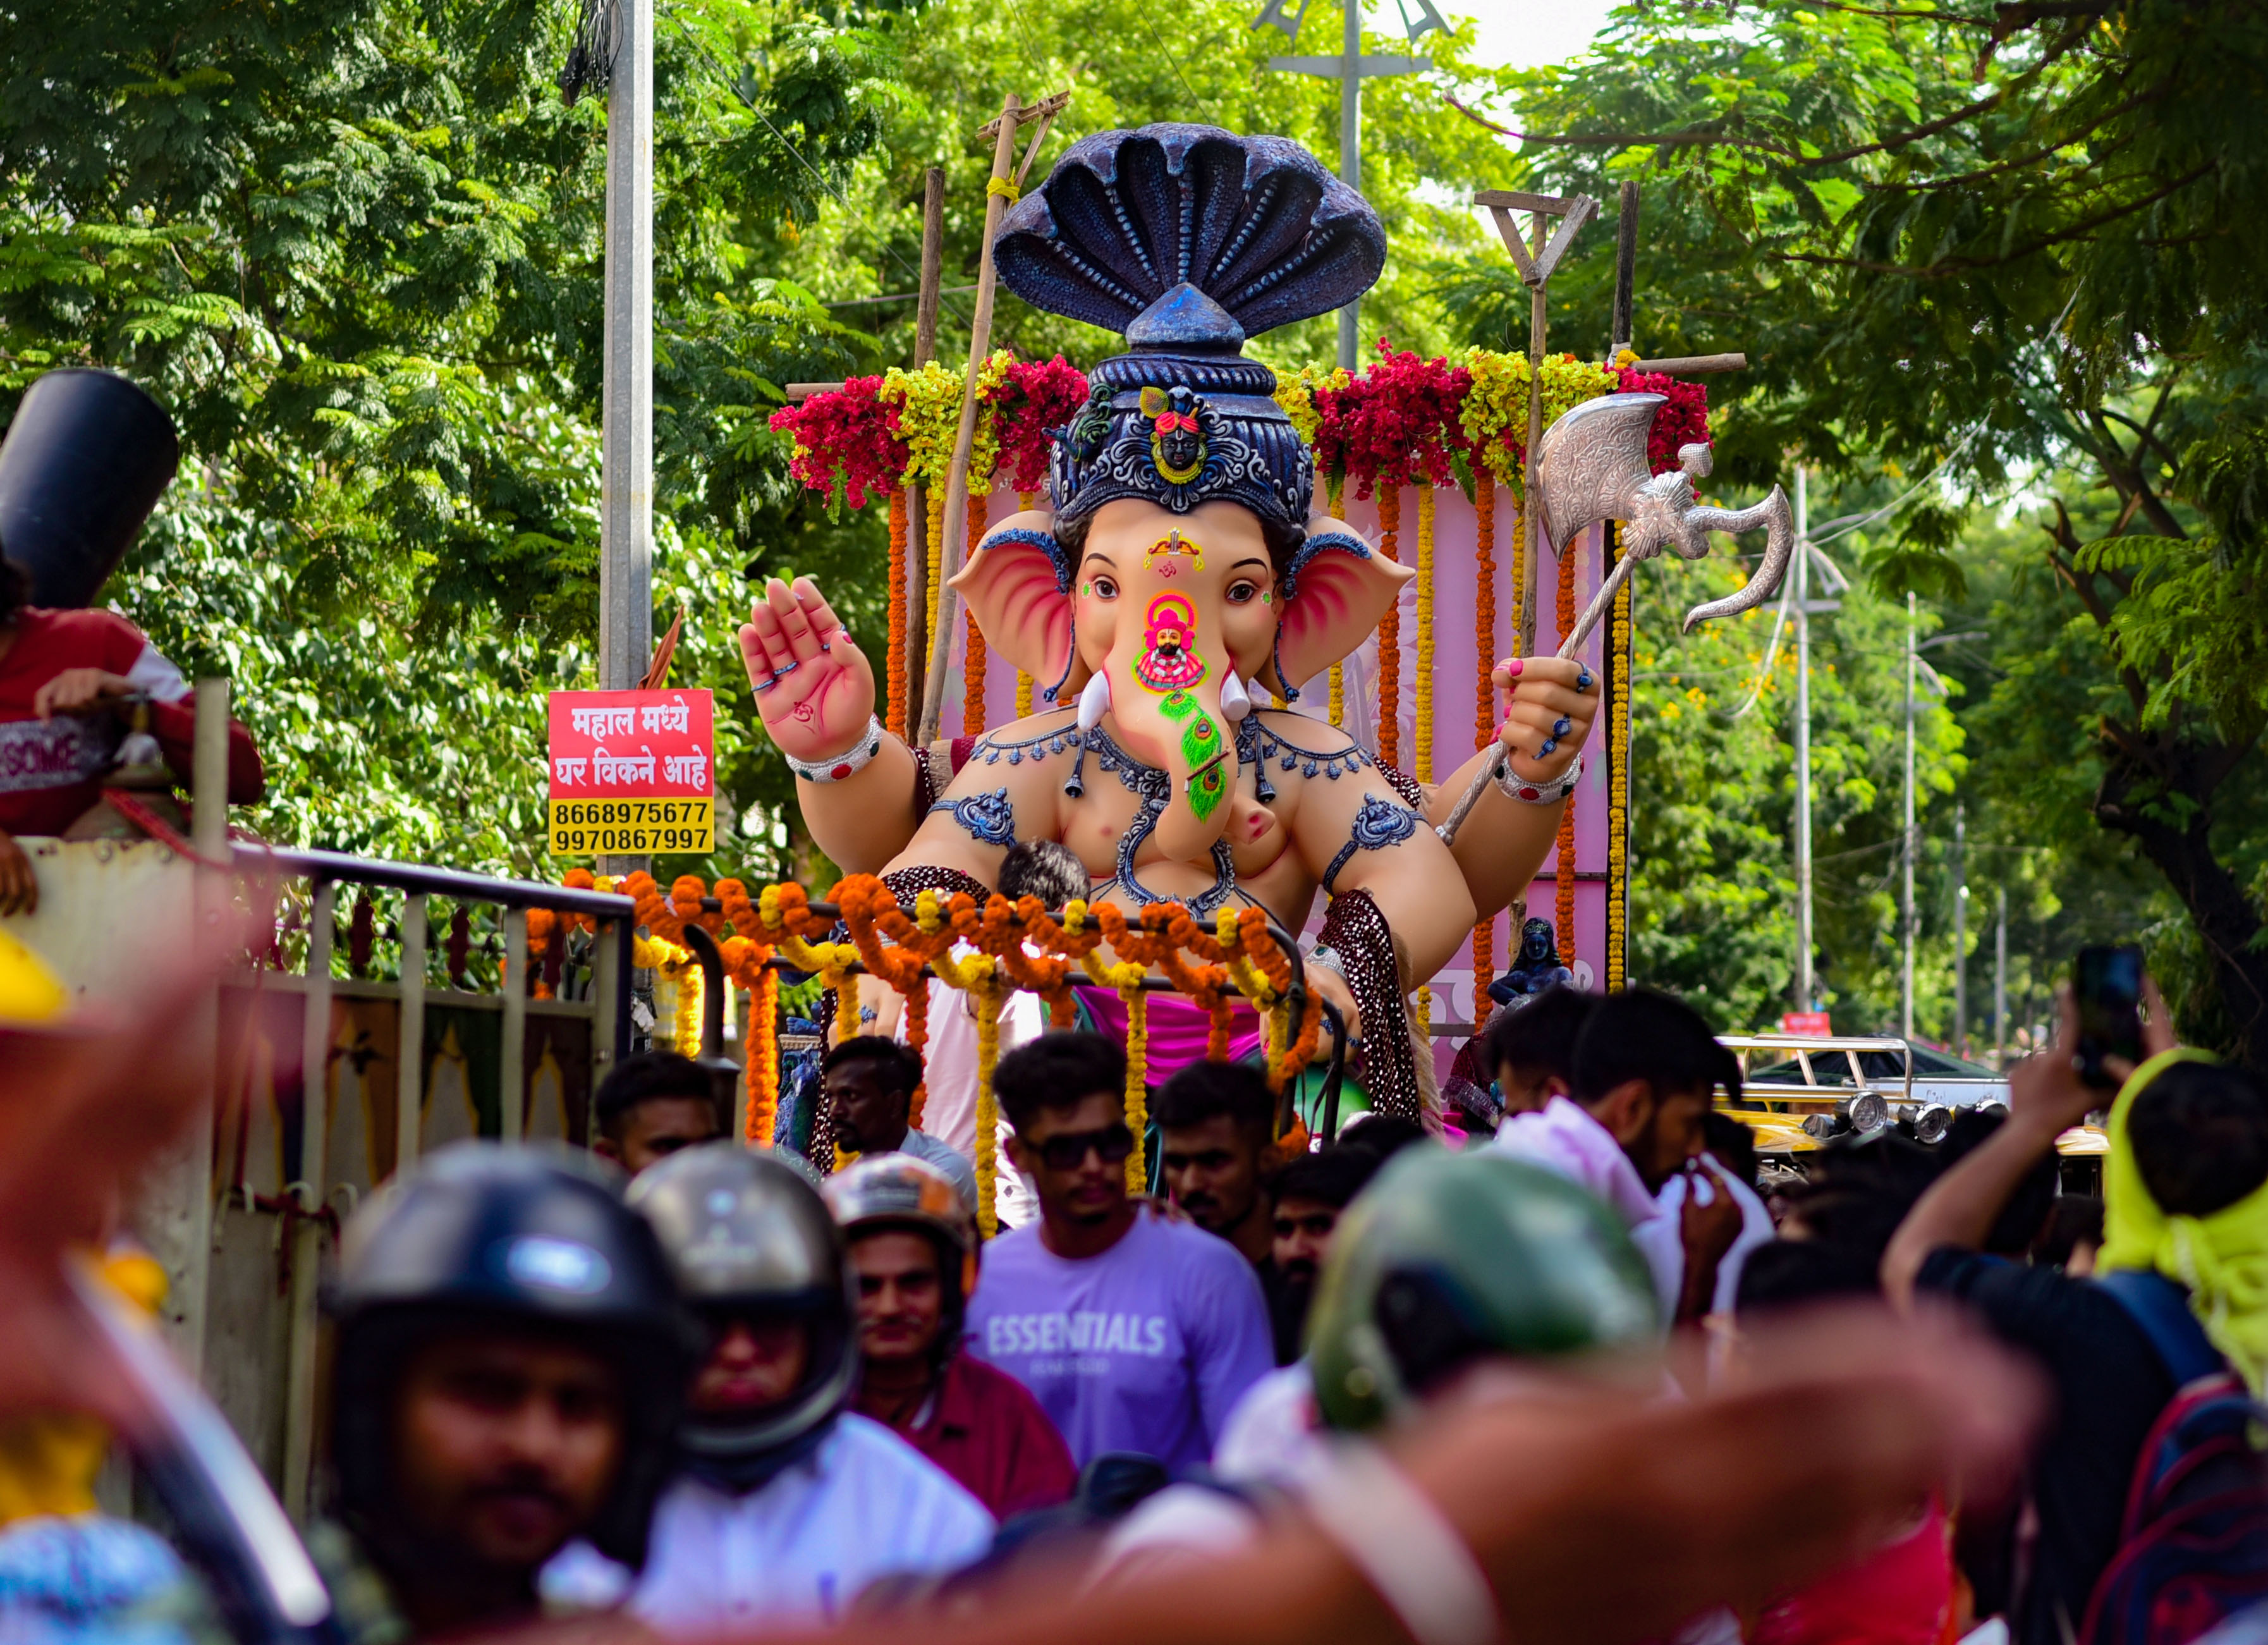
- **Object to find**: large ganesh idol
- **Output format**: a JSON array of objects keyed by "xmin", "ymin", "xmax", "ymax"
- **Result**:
[{"xmin": 738, "ymin": 125, "xmax": 1597, "ymax": 1118}]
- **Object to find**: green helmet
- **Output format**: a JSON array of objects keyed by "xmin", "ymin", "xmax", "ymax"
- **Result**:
[{"xmin": 1306, "ymin": 1148, "xmax": 1662, "ymax": 1431}]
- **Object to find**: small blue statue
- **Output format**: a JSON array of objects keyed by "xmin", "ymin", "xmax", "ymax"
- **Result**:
[{"xmin": 1488, "ymin": 917, "xmax": 1575, "ymax": 1006}]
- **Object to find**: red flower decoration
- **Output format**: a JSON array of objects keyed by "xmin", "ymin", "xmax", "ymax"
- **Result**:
[
  {"xmin": 1615, "ymin": 368, "xmax": 1711, "ymax": 476},
  {"xmin": 985, "ymin": 355, "xmax": 1090, "ymax": 496},
  {"xmin": 767, "ymin": 376, "xmax": 908, "ymax": 510},
  {"xmin": 1312, "ymin": 341, "xmax": 1472, "ymax": 498}
]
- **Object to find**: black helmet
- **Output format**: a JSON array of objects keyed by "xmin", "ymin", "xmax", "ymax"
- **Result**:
[
  {"xmin": 629, "ymin": 1145, "xmax": 859, "ymax": 1483},
  {"xmin": 327, "ymin": 1142, "xmax": 693, "ymax": 1569}
]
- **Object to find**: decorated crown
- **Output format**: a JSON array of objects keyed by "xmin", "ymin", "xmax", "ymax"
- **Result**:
[{"xmin": 992, "ymin": 124, "xmax": 1386, "ymax": 535}]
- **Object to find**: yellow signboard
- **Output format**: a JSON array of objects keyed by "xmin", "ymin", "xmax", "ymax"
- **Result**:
[{"xmin": 547, "ymin": 798, "xmax": 716, "ymax": 857}]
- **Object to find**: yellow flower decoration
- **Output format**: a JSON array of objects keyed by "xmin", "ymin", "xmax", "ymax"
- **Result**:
[{"xmin": 881, "ymin": 362, "xmax": 966, "ymax": 491}]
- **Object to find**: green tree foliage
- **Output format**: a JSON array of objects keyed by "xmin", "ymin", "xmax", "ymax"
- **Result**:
[
  {"xmin": 1451, "ymin": 1, "xmax": 2268, "ymax": 1061},
  {"xmin": 0, "ymin": 0, "xmax": 1544, "ymax": 892},
  {"xmin": 1626, "ymin": 525, "xmax": 1963, "ymax": 1036},
  {"xmin": 0, "ymin": 0, "xmax": 888, "ymax": 877}
]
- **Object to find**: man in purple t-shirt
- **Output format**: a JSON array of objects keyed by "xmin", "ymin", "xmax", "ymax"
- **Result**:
[{"xmin": 965, "ymin": 1032, "xmax": 1274, "ymax": 1473}]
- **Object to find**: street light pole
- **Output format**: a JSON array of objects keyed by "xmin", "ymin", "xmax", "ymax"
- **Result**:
[
  {"xmin": 1953, "ymin": 801, "xmax": 1968, "ymax": 1057},
  {"xmin": 599, "ymin": 0, "xmax": 653, "ymax": 877},
  {"xmin": 1259, "ymin": 0, "xmax": 1440, "ymax": 370},
  {"xmin": 1902, "ymin": 590, "xmax": 1917, "ymax": 1040},
  {"xmin": 1793, "ymin": 465, "xmax": 1814, "ymax": 1014},
  {"xmin": 1994, "ymin": 884, "xmax": 2008, "ymax": 1069}
]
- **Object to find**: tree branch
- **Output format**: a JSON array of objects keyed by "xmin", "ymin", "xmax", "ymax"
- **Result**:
[
  {"xmin": 1775, "ymin": 161, "xmax": 2217, "ymax": 277},
  {"xmin": 1438, "ymin": 89, "xmax": 2004, "ymax": 169}
]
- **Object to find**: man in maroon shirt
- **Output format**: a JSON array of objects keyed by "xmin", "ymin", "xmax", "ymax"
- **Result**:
[
  {"xmin": 822, "ymin": 1153, "xmax": 1076, "ymax": 1520},
  {"xmin": 0, "ymin": 561, "xmax": 263, "ymax": 912}
]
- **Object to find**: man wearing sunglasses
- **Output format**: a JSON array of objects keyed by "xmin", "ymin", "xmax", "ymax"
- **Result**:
[{"xmin": 964, "ymin": 1033, "xmax": 1275, "ymax": 1472}]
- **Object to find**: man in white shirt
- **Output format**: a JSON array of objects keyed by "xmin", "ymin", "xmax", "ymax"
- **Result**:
[
  {"xmin": 547, "ymin": 1146, "xmax": 993, "ymax": 1630},
  {"xmin": 1492, "ymin": 987, "xmax": 1745, "ymax": 1325}
]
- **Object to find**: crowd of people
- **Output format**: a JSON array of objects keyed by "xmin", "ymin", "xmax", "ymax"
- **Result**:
[{"xmin": 3, "ymin": 960, "xmax": 2264, "ymax": 1645}]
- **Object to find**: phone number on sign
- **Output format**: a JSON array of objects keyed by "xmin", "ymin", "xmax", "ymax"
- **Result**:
[{"xmin": 548, "ymin": 800, "xmax": 714, "ymax": 856}]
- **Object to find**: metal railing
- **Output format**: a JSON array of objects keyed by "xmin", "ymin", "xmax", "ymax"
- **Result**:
[{"xmin": 229, "ymin": 844, "xmax": 637, "ymax": 1522}]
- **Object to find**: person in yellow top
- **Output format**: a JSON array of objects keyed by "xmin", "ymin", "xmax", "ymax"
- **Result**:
[
  {"xmin": 0, "ymin": 1240, "xmax": 190, "ymax": 1645},
  {"xmin": 1884, "ymin": 979, "xmax": 2268, "ymax": 1645}
]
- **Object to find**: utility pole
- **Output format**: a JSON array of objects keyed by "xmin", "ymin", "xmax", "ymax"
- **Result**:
[
  {"xmin": 599, "ymin": 0, "xmax": 653, "ymax": 874},
  {"xmin": 1953, "ymin": 801, "xmax": 1968, "ymax": 1058},
  {"xmin": 1994, "ymin": 884, "xmax": 2008, "ymax": 1070},
  {"xmin": 1793, "ymin": 465, "xmax": 1813, "ymax": 1014},
  {"xmin": 1902, "ymin": 590, "xmax": 1917, "ymax": 1041},
  {"xmin": 1258, "ymin": 0, "xmax": 1443, "ymax": 369}
]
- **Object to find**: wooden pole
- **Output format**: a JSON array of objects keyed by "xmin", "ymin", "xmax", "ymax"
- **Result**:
[
  {"xmin": 917, "ymin": 95, "xmax": 1025, "ymax": 747},
  {"xmin": 1611, "ymin": 180, "xmax": 1640, "ymax": 357},
  {"xmin": 906, "ymin": 166, "xmax": 946, "ymax": 722},
  {"xmin": 1518, "ymin": 207, "xmax": 1549, "ymax": 656}
]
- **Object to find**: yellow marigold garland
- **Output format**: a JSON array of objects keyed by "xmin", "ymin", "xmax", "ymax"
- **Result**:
[
  {"xmin": 1607, "ymin": 522, "xmax": 1634, "ymax": 992},
  {"xmin": 1472, "ymin": 478, "xmax": 1498, "ymax": 986},
  {"xmin": 1556, "ymin": 510, "xmax": 1581, "ymax": 963},
  {"xmin": 972, "ymin": 977, "xmax": 1003, "ymax": 1237},
  {"xmin": 1415, "ymin": 487, "xmax": 1436, "ymax": 783},
  {"xmin": 1121, "ymin": 986, "xmax": 1149, "ymax": 1194},
  {"xmin": 886, "ymin": 489, "xmax": 910, "ymax": 739}
]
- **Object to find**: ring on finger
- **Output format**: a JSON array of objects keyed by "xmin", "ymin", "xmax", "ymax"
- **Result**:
[
  {"xmin": 1552, "ymin": 716, "xmax": 1572, "ymax": 739},
  {"xmin": 1540, "ymin": 738, "xmax": 1559, "ymax": 757},
  {"xmin": 1576, "ymin": 666, "xmax": 1594, "ymax": 692}
]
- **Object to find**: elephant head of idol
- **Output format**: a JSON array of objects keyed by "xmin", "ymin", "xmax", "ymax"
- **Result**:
[
  {"xmin": 955, "ymin": 121, "xmax": 1395, "ymax": 860},
  {"xmin": 956, "ymin": 498, "xmax": 1408, "ymax": 860}
]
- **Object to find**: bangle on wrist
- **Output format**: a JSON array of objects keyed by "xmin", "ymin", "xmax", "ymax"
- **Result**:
[
  {"xmin": 1289, "ymin": 1441, "xmax": 1499, "ymax": 1645},
  {"xmin": 1495, "ymin": 752, "xmax": 1581, "ymax": 805},
  {"xmin": 786, "ymin": 716, "xmax": 884, "ymax": 784}
]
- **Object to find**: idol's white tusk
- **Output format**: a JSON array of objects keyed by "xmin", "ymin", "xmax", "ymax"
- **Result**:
[
  {"xmin": 1219, "ymin": 671, "xmax": 1252, "ymax": 721},
  {"xmin": 1077, "ymin": 670, "xmax": 1112, "ymax": 733}
]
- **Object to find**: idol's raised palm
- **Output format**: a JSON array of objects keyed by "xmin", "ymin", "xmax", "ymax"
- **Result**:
[{"xmin": 738, "ymin": 577, "xmax": 877, "ymax": 763}]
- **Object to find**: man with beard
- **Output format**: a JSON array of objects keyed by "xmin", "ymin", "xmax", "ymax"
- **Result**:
[
  {"xmin": 1155, "ymin": 1061, "xmax": 1283, "ymax": 1269},
  {"xmin": 1492, "ymin": 987, "xmax": 1746, "ymax": 1326},
  {"xmin": 823, "ymin": 1037, "xmax": 979, "ymax": 1212},
  {"xmin": 322, "ymin": 1143, "xmax": 692, "ymax": 1640},
  {"xmin": 1264, "ymin": 1147, "xmax": 1384, "ymax": 1362},
  {"xmin": 966, "ymin": 1034, "xmax": 1273, "ymax": 1471}
]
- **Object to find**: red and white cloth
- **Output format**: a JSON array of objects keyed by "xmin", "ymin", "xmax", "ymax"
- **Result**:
[{"xmin": 0, "ymin": 609, "xmax": 262, "ymax": 836}]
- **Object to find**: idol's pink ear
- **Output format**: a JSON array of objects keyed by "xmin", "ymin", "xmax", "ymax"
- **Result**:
[
  {"xmin": 949, "ymin": 513, "xmax": 1079, "ymax": 691},
  {"xmin": 1266, "ymin": 525, "xmax": 1414, "ymax": 692}
]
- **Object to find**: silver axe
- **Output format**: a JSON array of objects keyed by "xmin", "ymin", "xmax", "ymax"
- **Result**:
[{"xmin": 1437, "ymin": 391, "xmax": 1795, "ymax": 843}]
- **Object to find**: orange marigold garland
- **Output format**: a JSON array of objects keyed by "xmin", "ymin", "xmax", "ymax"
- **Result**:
[
  {"xmin": 745, "ymin": 968, "xmax": 780, "ymax": 1144},
  {"xmin": 1555, "ymin": 523, "xmax": 1580, "ymax": 963},
  {"xmin": 1375, "ymin": 485, "xmax": 1401, "ymax": 769},
  {"xmin": 964, "ymin": 492, "xmax": 989, "ymax": 735}
]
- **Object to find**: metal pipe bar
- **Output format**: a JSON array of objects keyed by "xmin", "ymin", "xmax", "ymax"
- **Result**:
[
  {"xmin": 233, "ymin": 845, "xmax": 635, "ymax": 918},
  {"xmin": 281, "ymin": 879, "xmax": 334, "ymax": 1525},
  {"xmin": 499, "ymin": 907, "xmax": 527, "ymax": 1141},
  {"xmin": 396, "ymin": 891, "xmax": 427, "ymax": 1173}
]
